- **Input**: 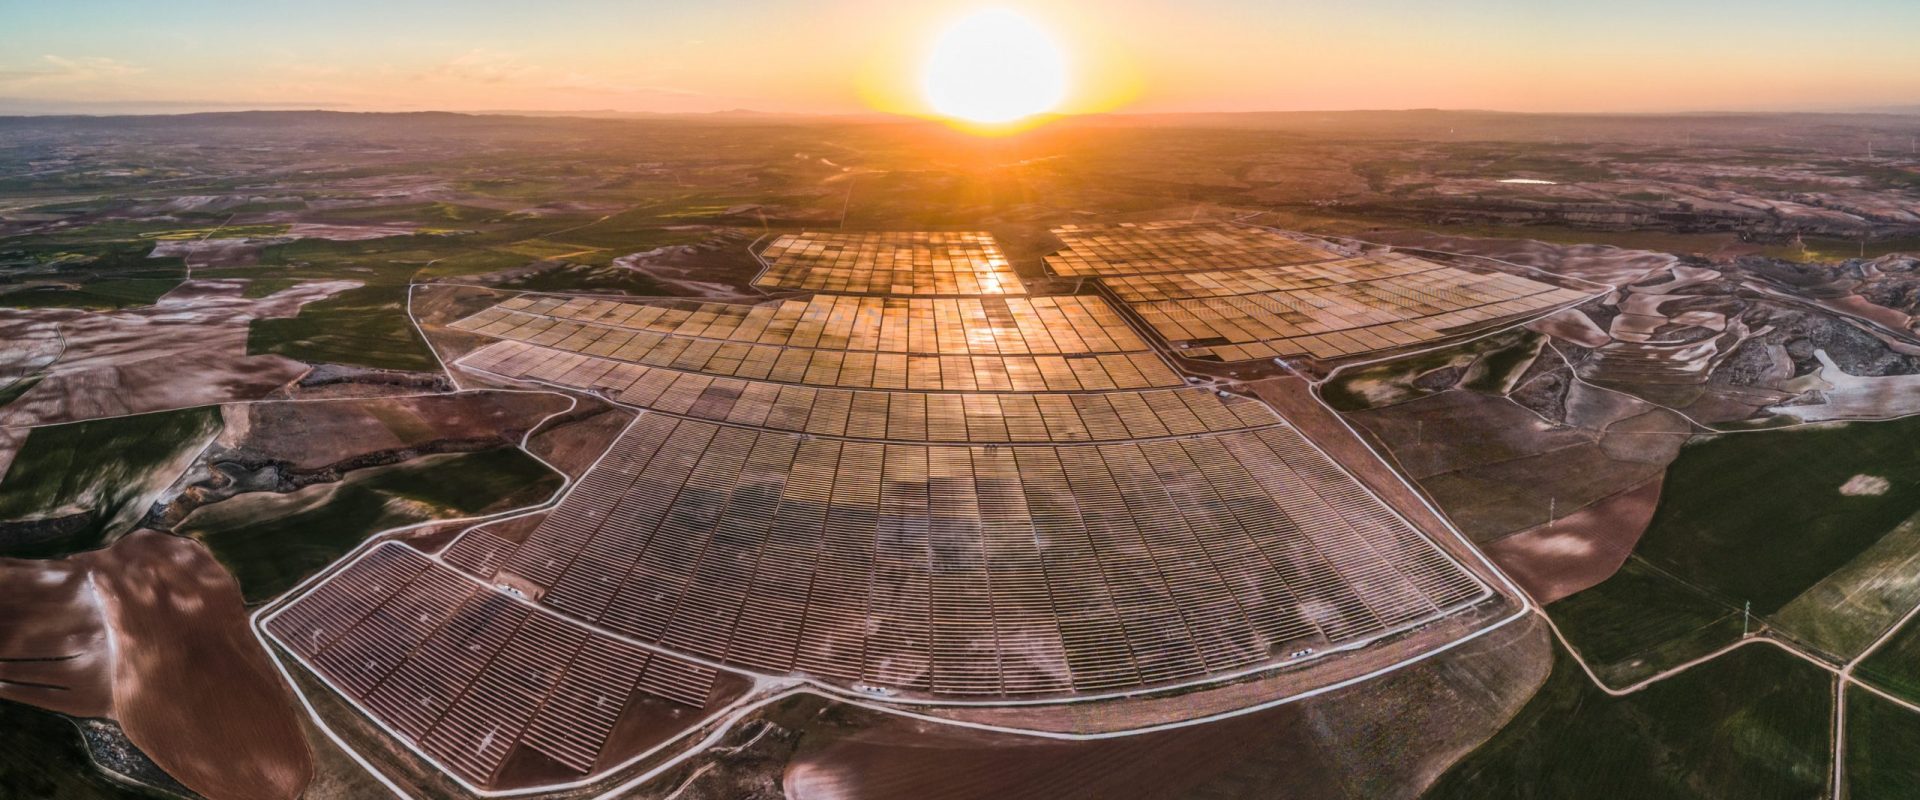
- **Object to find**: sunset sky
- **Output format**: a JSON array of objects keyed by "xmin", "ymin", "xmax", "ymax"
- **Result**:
[{"xmin": 4, "ymin": 0, "xmax": 1919, "ymax": 117}]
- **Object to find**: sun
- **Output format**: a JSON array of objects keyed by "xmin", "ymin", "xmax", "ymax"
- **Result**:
[{"xmin": 921, "ymin": 8, "xmax": 1068, "ymax": 125}]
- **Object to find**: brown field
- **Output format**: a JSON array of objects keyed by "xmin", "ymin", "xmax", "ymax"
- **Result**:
[
  {"xmin": 0, "ymin": 530, "xmax": 311, "ymax": 800},
  {"xmin": 0, "ymin": 279, "xmax": 354, "ymax": 427},
  {"xmin": 0, "ymin": 555, "xmax": 114, "ymax": 717},
  {"xmin": 1360, "ymin": 231, "xmax": 1677, "ymax": 287},
  {"xmin": 521, "ymin": 398, "xmax": 636, "ymax": 479},
  {"xmin": 781, "ymin": 615, "xmax": 1551, "ymax": 800},
  {"xmin": 218, "ymin": 390, "xmax": 572, "ymax": 470},
  {"xmin": 1482, "ymin": 474, "xmax": 1664, "ymax": 603},
  {"xmin": 1342, "ymin": 380, "xmax": 1683, "ymax": 542}
]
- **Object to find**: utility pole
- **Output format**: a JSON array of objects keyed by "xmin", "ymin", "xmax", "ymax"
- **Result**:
[{"xmin": 1742, "ymin": 601, "xmax": 1751, "ymax": 638}]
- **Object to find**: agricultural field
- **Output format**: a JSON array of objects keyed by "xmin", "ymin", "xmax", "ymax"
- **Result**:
[
  {"xmin": 0, "ymin": 407, "xmax": 220, "ymax": 558},
  {"xmin": 1426, "ymin": 643, "xmax": 1832, "ymax": 800},
  {"xmin": 177, "ymin": 447, "xmax": 561, "ymax": 602},
  {"xmin": 0, "ymin": 702, "xmax": 158, "ymax": 799},
  {"xmin": 1844, "ymin": 688, "xmax": 1920, "ymax": 799},
  {"xmin": 1554, "ymin": 414, "xmax": 1920, "ymax": 678}
]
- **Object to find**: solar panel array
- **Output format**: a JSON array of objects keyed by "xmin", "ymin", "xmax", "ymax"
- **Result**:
[
  {"xmin": 755, "ymin": 232, "xmax": 1022, "ymax": 295},
  {"xmin": 1046, "ymin": 222, "xmax": 1590, "ymax": 361},
  {"xmin": 461, "ymin": 340, "xmax": 1280, "ymax": 442},
  {"xmin": 1046, "ymin": 221, "xmax": 1339, "ymax": 276},
  {"xmin": 439, "ymin": 414, "xmax": 1483, "ymax": 697},
  {"xmin": 1137, "ymin": 273, "xmax": 1589, "ymax": 360},
  {"xmin": 266, "ymin": 545, "xmax": 720, "ymax": 786},
  {"xmin": 463, "ymin": 294, "xmax": 1137, "ymax": 354},
  {"xmin": 450, "ymin": 297, "xmax": 1181, "ymax": 392},
  {"xmin": 1098, "ymin": 253, "xmax": 1439, "ymax": 302},
  {"xmin": 271, "ymin": 228, "xmax": 1503, "ymax": 791}
]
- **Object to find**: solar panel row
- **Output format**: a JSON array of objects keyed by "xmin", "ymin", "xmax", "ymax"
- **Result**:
[
  {"xmin": 1098, "ymin": 253, "xmax": 1439, "ymax": 302},
  {"xmin": 1043, "ymin": 221, "xmax": 1589, "ymax": 361},
  {"xmin": 467, "ymin": 293, "xmax": 1143, "ymax": 355},
  {"xmin": 443, "ymin": 415, "xmax": 1485, "ymax": 697},
  {"xmin": 1141, "ymin": 280, "xmax": 1588, "ymax": 360},
  {"xmin": 462, "ymin": 340, "xmax": 1279, "ymax": 443},
  {"xmin": 266, "ymin": 545, "xmax": 718, "ymax": 786},
  {"xmin": 1046, "ymin": 221, "xmax": 1341, "ymax": 277},
  {"xmin": 754, "ymin": 231, "xmax": 1022, "ymax": 295},
  {"xmin": 453, "ymin": 323, "xmax": 1182, "ymax": 393}
]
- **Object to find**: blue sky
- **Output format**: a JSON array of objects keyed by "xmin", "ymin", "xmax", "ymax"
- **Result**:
[{"xmin": 2, "ymin": 0, "xmax": 1917, "ymax": 115}]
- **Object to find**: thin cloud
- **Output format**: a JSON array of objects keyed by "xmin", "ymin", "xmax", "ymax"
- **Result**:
[{"xmin": 0, "ymin": 55, "xmax": 146, "ymax": 86}]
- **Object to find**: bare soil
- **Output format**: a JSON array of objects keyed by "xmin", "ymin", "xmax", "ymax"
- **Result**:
[
  {"xmin": 0, "ymin": 280, "xmax": 354, "ymax": 427},
  {"xmin": 0, "ymin": 530, "xmax": 313, "ymax": 800},
  {"xmin": 219, "ymin": 391, "xmax": 570, "ymax": 471},
  {"xmin": 1483, "ymin": 475, "xmax": 1664, "ymax": 603},
  {"xmin": 782, "ymin": 616, "xmax": 1551, "ymax": 800}
]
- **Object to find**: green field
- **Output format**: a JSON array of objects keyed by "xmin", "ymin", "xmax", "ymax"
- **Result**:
[
  {"xmin": 246, "ymin": 283, "xmax": 438, "ymax": 372},
  {"xmin": 1638, "ymin": 418, "xmax": 1920, "ymax": 614},
  {"xmin": 237, "ymin": 219, "xmax": 634, "ymax": 371},
  {"xmin": 1845, "ymin": 687, "xmax": 1920, "ymax": 799},
  {"xmin": 179, "ymin": 448, "xmax": 561, "ymax": 602},
  {"xmin": 0, "ymin": 275, "xmax": 185, "ymax": 310},
  {"xmin": 1554, "ymin": 415, "xmax": 1920, "ymax": 674},
  {"xmin": 1773, "ymin": 507, "xmax": 1920, "ymax": 659},
  {"xmin": 0, "ymin": 703, "xmax": 162, "ymax": 799},
  {"xmin": 1426, "ymin": 643, "xmax": 1832, "ymax": 800},
  {"xmin": 235, "ymin": 235, "xmax": 461, "ymax": 372},
  {"xmin": 0, "ymin": 242, "xmax": 185, "ymax": 311},
  {"xmin": 0, "ymin": 407, "xmax": 222, "ymax": 558},
  {"xmin": 1856, "ymin": 613, "xmax": 1920, "ymax": 705},
  {"xmin": 1546, "ymin": 558, "xmax": 1745, "ymax": 686}
]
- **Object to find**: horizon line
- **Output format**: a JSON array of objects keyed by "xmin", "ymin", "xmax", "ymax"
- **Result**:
[{"xmin": 3, "ymin": 104, "xmax": 1919, "ymax": 121}]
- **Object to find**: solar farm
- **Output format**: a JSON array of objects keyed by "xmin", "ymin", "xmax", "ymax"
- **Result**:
[
  {"xmin": 753, "ymin": 231, "xmax": 1023, "ymax": 295},
  {"xmin": 263, "ymin": 224, "xmax": 1524, "ymax": 793},
  {"xmin": 1048, "ymin": 221, "xmax": 1592, "ymax": 361}
]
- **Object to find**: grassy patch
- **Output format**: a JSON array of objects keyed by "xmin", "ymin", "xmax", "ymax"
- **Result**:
[
  {"xmin": 1550, "ymin": 416, "xmax": 1920, "ymax": 680},
  {"xmin": 1321, "ymin": 329, "xmax": 1542, "ymax": 411},
  {"xmin": 1547, "ymin": 557, "xmax": 1744, "ymax": 685},
  {"xmin": 1845, "ymin": 686, "xmax": 1920, "ymax": 799},
  {"xmin": 1426, "ymin": 642, "xmax": 1832, "ymax": 800},
  {"xmin": 239, "ymin": 277, "xmax": 306, "ymax": 298},
  {"xmin": 0, "ymin": 702, "xmax": 159, "ymax": 799},
  {"xmin": 247, "ymin": 283, "xmax": 437, "ymax": 371},
  {"xmin": 1772, "ymin": 507, "xmax": 1920, "ymax": 660},
  {"xmin": 498, "ymin": 239, "xmax": 598, "ymax": 261},
  {"xmin": 180, "ymin": 448, "xmax": 561, "ymax": 602},
  {"xmin": 0, "ymin": 273, "xmax": 183, "ymax": 310},
  {"xmin": 1640, "ymin": 418, "xmax": 1920, "ymax": 615},
  {"xmin": 1856, "ymin": 612, "xmax": 1920, "ymax": 705},
  {"xmin": 0, "ymin": 407, "xmax": 222, "ymax": 558},
  {"xmin": 139, "ymin": 224, "xmax": 289, "ymax": 240}
]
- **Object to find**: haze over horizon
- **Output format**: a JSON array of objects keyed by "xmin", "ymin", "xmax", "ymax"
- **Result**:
[{"xmin": 6, "ymin": 0, "xmax": 1920, "ymax": 119}]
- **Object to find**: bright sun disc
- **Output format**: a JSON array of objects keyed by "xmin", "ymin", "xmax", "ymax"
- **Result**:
[{"xmin": 921, "ymin": 9, "xmax": 1067, "ymax": 125}]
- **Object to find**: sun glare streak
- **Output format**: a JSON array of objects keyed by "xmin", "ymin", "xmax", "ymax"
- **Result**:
[{"xmin": 921, "ymin": 8, "xmax": 1068, "ymax": 126}]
